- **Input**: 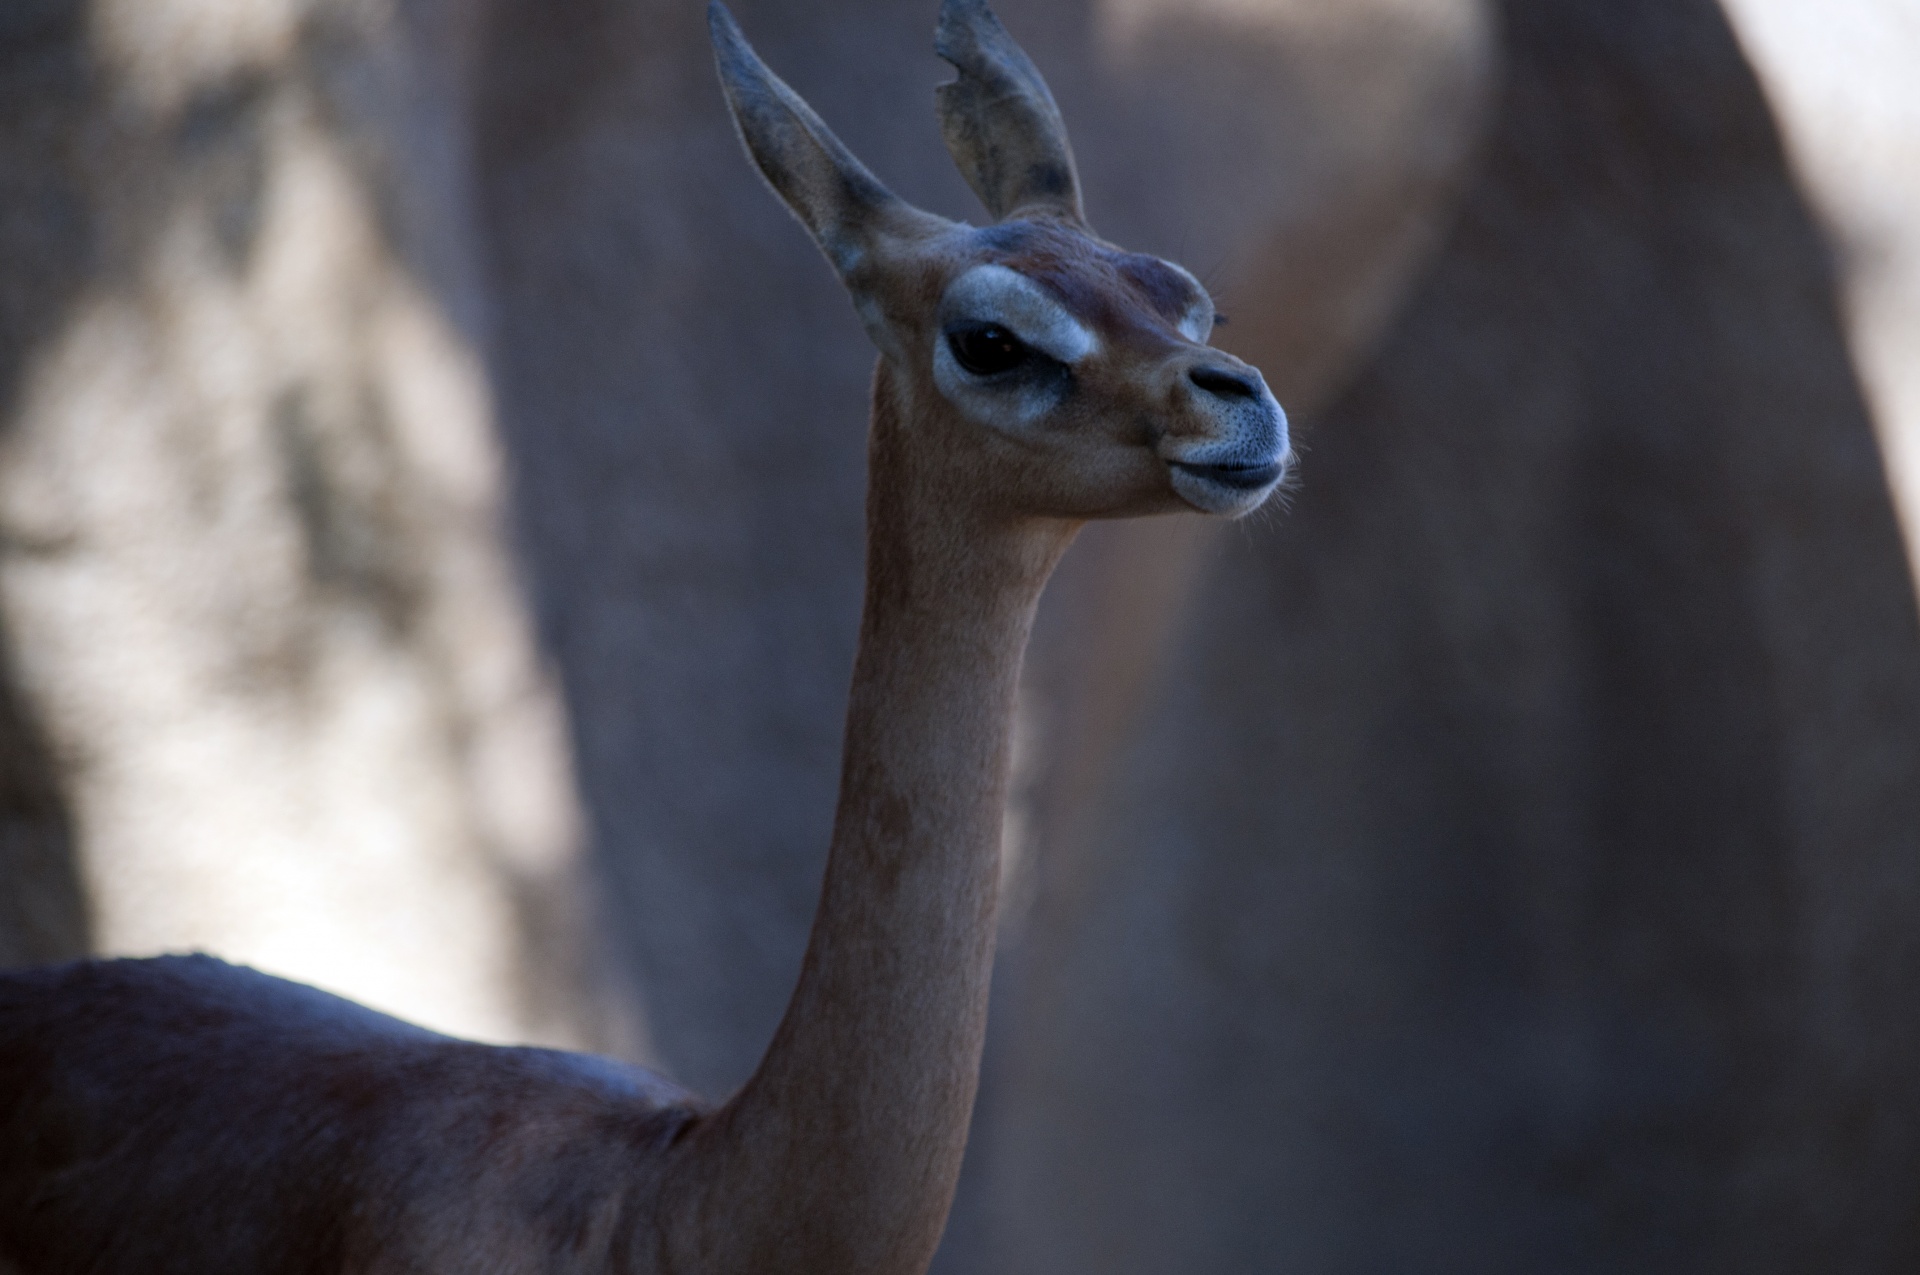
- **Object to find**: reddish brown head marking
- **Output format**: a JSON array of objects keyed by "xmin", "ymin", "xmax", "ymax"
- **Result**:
[{"xmin": 973, "ymin": 220, "xmax": 1211, "ymax": 344}]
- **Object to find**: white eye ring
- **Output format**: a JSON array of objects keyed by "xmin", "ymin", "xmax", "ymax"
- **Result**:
[{"xmin": 937, "ymin": 265, "xmax": 1099, "ymax": 366}]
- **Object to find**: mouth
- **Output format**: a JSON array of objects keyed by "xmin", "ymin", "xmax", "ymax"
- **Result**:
[
  {"xmin": 1167, "ymin": 459, "xmax": 1286, "ymax": 491},
  {"xmin": 1165, "ymin": 453, "xmax": 1290, "ymax": 516}
]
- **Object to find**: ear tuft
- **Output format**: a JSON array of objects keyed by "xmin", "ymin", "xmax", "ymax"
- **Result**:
[{"xmin": 934, "ymin": 0, "xmax": 1083, "ymax": 223}]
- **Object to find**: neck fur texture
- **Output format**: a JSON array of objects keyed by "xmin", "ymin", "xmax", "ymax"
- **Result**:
[{"xmin": 654, "ymin": 361, "xmax": 1078, "ymax": 1275}]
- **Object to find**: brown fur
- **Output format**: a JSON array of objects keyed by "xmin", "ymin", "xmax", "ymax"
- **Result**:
[
  {"xmin": 0, "ymin": 4, "xmax": 1285, "ymax": 1272},
  {"xmin": 975, "ymin": 220, "xmax": 1206, "ymax": 342}
]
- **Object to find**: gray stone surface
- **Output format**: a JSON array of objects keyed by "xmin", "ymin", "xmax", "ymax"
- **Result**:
[
  {"xmin": 972, "ymin": 0, "xmax": 1920, "ymax": 1269},
  {"xmin": 0, "ymin": 0, "xmax": 611, "ymax": 1049},
  {"xmin": 1, "ymin": 0, "xmax": 1916, "ymax": 1268},
  {"xmin": 0, "ymin": 1, "xmax": 91, "ymax": 968}
]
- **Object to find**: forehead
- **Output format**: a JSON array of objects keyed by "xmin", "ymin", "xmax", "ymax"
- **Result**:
[{"xmin": 962, "ymin": 220, "xmax": 1204, "ymax": 335}]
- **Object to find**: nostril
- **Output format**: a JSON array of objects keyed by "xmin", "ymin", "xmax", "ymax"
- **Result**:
[{"xmin": 1188, "ymin": 366, "xmax": 1260, "ymax": 400}]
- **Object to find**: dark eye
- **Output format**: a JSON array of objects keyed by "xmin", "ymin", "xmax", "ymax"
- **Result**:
[{"xmin": 948, "ymin": 324, "xmax": 1031, "ymax": 376}]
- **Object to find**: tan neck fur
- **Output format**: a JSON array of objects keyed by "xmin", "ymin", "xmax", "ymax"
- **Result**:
[{"xmin": 658, "ymin": 362, "xmax": 1077, "ymax": 1273}]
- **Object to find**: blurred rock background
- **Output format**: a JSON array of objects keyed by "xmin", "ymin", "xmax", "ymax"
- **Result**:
[{"xmin": 1, "ymin": 0, "xmax": 1917, "ymax": 1271}]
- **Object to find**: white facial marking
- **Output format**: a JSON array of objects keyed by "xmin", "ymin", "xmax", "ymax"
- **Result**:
[
  {"xmin": 941, "ymin": 265, "xmax": 1098, "ymax": 365},
  {"xmin": 1165, "ymin": 261, "xmax": 1215, "ymax": 344},
  {"xmin": 1177, "ymin": 300, "xmax": 1214, "ymax": 344},
  {"xmin": 932, "ymin": 264, "xmax": 1098, "ymax": 433},
  {"xmin": 932, "ymin": 338, "xmax": 1060, "ymax": 431}
]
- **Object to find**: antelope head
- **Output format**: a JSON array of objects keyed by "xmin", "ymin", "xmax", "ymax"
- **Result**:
[{"xmin": 710, "ymin": 0, "xmax": 1291, "ymax": 521}]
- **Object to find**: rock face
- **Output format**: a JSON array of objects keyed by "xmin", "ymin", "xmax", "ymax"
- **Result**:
[
  {"xmin": 966, "ymin": 0, "xmax": 1920, "ymax": 1270},
  {"xmin": 0, "ymin": 0, "xmax": 94, "ymax": 969},
  {"xmin": 1721, "ymin": 0, "xmax": 1920, "ymax": 579},
  {"xmin": 0, "ymin": 0, "xmax": 610, "ymax": 1050},
  {"xmin": 2, "ymin": 0, "xmax": 1918, "ymax": 1269}
]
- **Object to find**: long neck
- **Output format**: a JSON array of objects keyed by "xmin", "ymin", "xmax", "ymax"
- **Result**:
[{"xmin": 658, "ymin": 363, "xmax": 1075, "ymax": 1274}]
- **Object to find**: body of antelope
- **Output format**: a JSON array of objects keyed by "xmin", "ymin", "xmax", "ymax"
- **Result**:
[{"xmin": 0, "ymin": 4, "xmax": 1289, "ymax": 1271}]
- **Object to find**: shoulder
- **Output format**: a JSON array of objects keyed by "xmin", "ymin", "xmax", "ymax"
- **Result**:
[
  {"xmin": 1, "ymin": 952, "xmax": 697, "ymax": 1111},
  {"xmin": 0, "ymin": 954, "xmax": 700, "ymax": 1270},
  {"xmin": 1, "ymin": 953, "xmax": 444, "ymax": 1052}
]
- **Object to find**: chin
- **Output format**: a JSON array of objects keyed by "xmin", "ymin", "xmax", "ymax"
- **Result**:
[{"xmin": 1168, "ymin": 467, "xmax": 1287, "ymax": 518}]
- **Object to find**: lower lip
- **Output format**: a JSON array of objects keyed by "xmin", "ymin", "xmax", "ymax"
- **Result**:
[{"xmin": 1169, "ymin": 460, "xmax": 1285, "ymax": 491}]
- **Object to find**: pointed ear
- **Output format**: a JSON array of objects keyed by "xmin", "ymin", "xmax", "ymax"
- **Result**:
[
  {"xmin": 934, "ymin": 0, "xmax": 1083, "ymax": 223},
  {"xmin": 709, "ymin": 2, "xmax": 920, "ymax": 279}
]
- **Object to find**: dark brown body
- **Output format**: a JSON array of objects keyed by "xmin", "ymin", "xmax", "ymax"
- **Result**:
[
  {"xmin": 0, "ymin": 4, "xmax": 1287, "ymax": 1272},
  {"xmin": 0, "ymin": 956, "xmax": 695, "ymax": 1274}
]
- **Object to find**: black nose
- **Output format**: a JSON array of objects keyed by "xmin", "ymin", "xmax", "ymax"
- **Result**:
[{"xmin": 1188, "ymin": 366, "xmax": 1262, "ymax": 400}]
